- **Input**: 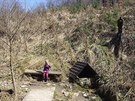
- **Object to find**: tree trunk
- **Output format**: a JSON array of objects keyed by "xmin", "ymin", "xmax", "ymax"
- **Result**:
[
  {"xmin": 24, "ymin": 41, "xmax": 28, "ymax": 53},
  {"xmin": 9, "ymin": 41, "xmax": 18, "ymax": 101},
  {"xmin": 40, "ymin": 32, "xmax": 43, "ymax": 55},
  {"xmin": 102, "ymin": 0, "xmax": 107, "ymax": 6}
]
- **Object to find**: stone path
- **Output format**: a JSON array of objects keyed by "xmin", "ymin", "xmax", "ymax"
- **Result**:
[{"xmin": 23, "ymin": 87, "xmax": 55, "ymax": 101}]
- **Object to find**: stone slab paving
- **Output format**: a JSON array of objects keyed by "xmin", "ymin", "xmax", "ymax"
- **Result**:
[{"xmin": 23, "ymin": 87, "xmax": 55, "ymax": 101}]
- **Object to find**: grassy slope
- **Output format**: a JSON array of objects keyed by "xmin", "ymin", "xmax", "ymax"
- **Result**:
[
  {"xmin": 25, "ymin": 5, "xmax": 135, "ymax": 100},
  {"xmin": 0, "ymin": 2, "xmax": 135, "ymax": 101}
]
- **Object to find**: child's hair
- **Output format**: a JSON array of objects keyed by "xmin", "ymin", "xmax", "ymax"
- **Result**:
[{"xmin": 45, "ymin": 60, "xmax": 49, "ymax": 64}]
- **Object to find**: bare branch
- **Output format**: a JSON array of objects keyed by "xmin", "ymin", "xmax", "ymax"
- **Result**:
[
  {"xmin": 10, "ymin": 14, "xmax": 28, "ymax": 42},
  {"xmin": 0, "ymin": 39, "xmax": 10, "ymax": 46}
]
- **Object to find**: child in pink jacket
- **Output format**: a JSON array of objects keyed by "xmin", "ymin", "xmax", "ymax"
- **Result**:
[{"xmin": 43, "ymin": 60, "xmax": 51, "ymax": 82}]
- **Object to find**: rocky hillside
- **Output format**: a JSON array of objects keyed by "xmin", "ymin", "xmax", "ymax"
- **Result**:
[{"xmin": 0, "ymin": 1, "xmax": 135, "ymax": 101}]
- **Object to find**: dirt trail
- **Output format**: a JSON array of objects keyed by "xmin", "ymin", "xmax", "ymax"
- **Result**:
[{"xmin": 23, "ymin": 86, "xmax": 55, "ymax": 101}]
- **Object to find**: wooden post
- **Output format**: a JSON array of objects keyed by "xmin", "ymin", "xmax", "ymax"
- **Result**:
[{"xmin": 103, "ymin": 17, "xmax": 123, "ymax": 58}]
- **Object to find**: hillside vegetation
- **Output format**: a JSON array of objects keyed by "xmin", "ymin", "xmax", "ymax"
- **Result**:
[{"xmin": 0, "ymin": 0, "xmax": 135, "ymax": 101}]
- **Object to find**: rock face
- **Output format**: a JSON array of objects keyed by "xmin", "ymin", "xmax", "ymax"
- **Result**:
[{"xmin": 69, "ymin": 61, "xmax": 117, "ymax": 101}]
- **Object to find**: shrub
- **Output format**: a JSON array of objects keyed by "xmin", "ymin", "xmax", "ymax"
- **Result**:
[
  {"xmin": 103, "ymin": 9, "xmax": 119, "ymax": 30},
  {"xmin": 92, "ymin": 0, "xmax": 100, "ymax": 9},
  {"xmin": 67, "ymin": 2, "xmax": 87, "ymax": 14}
]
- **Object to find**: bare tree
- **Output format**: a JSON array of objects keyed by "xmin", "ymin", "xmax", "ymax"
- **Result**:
[{"xmin": 0, "ymin": 0, "xmax": 26, "ymax": 100}]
